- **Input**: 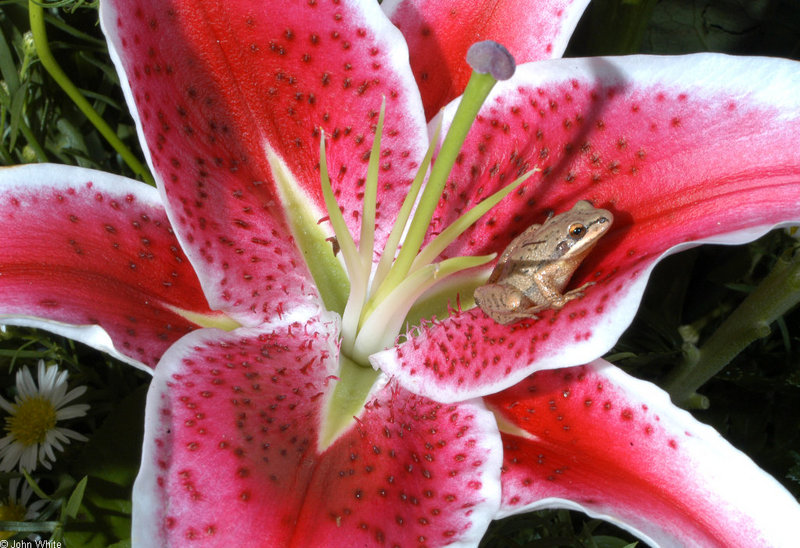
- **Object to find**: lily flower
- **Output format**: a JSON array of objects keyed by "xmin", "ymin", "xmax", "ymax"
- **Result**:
[{"xmin": 1, "ymin": 0, "xmax": 799, "ymax": 545}]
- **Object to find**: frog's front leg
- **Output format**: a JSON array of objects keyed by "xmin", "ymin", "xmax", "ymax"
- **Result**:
[
  {"xmin": 527, "ymin": 266, "xmax": 594, "ymax": 309},
  {"xmin": 558, "ymin": 281, "xmax": 595, "ymax": 305},
  {"xmin": 474, "ymin": 283, "xmax": 540, "ymax": 325}
]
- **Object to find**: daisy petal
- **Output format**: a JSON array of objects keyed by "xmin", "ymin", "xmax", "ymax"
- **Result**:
[{"xmin": 0, "ymin": 361, "xmax": 89, "ymax": 471}]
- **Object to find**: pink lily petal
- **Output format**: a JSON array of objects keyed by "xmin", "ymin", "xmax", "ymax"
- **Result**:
[
  {"xmin": 372, "ymin": 54, "xmax": 800, "ymax": 402},
  {"xmin": 100, "ymin": 0, "xmax": 428, "ymax": 323},
  {"xmin": 0, "ymin": 164, "xmax": 219, "ymax": 371},
  {"xmin": 485, "ymin": 360, "xmax": 800, "ymax": 546},
  {"xmin": 135, "ymin": 316, "xmax": 502, "ymax": 546},
  {"xmin": 384, "ymin": 0, "xmax": 591, "ymax": 118}
]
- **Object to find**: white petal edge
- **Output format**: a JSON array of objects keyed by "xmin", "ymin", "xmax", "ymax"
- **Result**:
[
  {"xmin": 132, "ymin": 310, "xmax": 342, "ymax": 544},
  {"xmin": 0, "ymin": 163, "xmax": 172, "ymax": 375},
  {"xmin": 371, "ymin": 221, "xmax": 800, "ymax": 404},
  {"xmin": 442, "ymin": 394, "xmax": 504, "ymax": 548},
  {"xmin": 1, "ymin": 317, "xmax": 149, "ymax": 375},
  {"xmin": 100, "ymin": 0, "xmax": 429, "ymax": 297},
  {"xmin": 371, "ymin": 53, "xmax": 800, "ymax": 403},
  {"xmin": 498, "ymin": 54, "xmax": 800, "ymax": 119},
  {"xmin": 496, "ymin": 359, "xmax": 800, "ymax": 548}
]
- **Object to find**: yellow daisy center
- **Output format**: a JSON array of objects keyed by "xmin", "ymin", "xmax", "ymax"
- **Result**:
[
  {"xmin": 0, "ymin": 501, "xmax": 27, "ymax": 539},
  {"xmin": 5, "ymin": 395, "xmax": 57, "ymax": 446}
]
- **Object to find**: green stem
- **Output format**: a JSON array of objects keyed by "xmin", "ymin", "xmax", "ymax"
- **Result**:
[
  {"xmin": 410, "ymin": 170, "xmax": 534, "ymax": 272},
  {"xmin": 0, "ymin": 22, "xmax": 48, "ymax": 161},
  {"xmin": 370, "ymin": 119, "xmax": 441, "ymax": 295},
  {"xmin": 18, "ymin": 118, "xmax": 49, "ymax": 161},
  {"xmin": 374, "ymin": 70, "xmax": 498, "ymax": 298},
  {"xmin": 663, "ymin": 251, "xmax": 800, "ymax": 407},
  {"xmin": 0, "ymin": 349, "xmax": 55, "ymax": 357},
  {"xmin": 28, "ymin": 1, "xmax": 154, "ymax": 184}
]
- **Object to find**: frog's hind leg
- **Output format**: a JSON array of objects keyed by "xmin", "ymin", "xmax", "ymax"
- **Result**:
[{"xmin": 474, "ymin": 285, "xmax": 539, "ymax": 325}]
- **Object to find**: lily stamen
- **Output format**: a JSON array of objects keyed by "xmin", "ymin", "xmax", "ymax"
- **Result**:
[{"xmin": 317, "ymin": 41, "xmax": 521, "ymax": 365}]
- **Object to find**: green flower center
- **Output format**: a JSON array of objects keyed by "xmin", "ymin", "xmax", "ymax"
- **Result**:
[
  {"xmin": 5, "ymin": 395, "xmax": 57, "ymax": 446},
  {"xmin": 317, "ymin": 43, "xmax": 527, "ymax": 365},
  {"xmin": 272, "ymin": 42, "xmax": 524, "ymax": 446}
]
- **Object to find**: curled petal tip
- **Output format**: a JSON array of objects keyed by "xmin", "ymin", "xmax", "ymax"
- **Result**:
[{"xmin": 466, "ymin": 41, "xmax": 516, "ymax": 80}]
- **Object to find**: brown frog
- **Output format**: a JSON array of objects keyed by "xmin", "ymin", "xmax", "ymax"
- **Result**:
[{"xmin": 474, "ymin": 200, "xmax": 613, "ymax": 325}]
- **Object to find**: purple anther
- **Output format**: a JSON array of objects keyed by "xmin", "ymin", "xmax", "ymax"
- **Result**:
[{"xmin": 466, "ymin": 41, "xmax": 516, "ymax": 81}]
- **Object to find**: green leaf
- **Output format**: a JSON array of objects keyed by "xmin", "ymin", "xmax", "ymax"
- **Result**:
[
  {"xmin": 64, "ymin": 476, "xmax": 88, "ymax": 519},
  {"xmin": 61, "ymin": 384, "xmax": 147, "ymax": 545},
  {"xmin": 21, "ymin": 469, "xmax": 50, "ymax": 501},
  {"xmin": 71, "ymin": 384, "xmax": 146, "ymax": 486}
]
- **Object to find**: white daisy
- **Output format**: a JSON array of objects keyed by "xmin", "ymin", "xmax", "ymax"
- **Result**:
[
  {"xmin": 0, "ymin": 360, "xmax": 90, "ymax": 472},
  {"xmin": 0, "ymin": 477, "xmax": 47, "ymax": 540}
]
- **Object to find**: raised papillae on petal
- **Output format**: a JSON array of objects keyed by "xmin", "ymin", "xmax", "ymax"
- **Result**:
[
  {"xmin": 100, "ymin": 0, "xmax": 427, "ymax": 324},
  {"xmin": 372, "ymin": 54, "xmax": 800, "ymax": 402},
  {"xmin": 0, "ymin": 164, "xmax": 221, "ymax": 370},
  {"xmin": 135, "ymin": 317, "xmax": 501, "ymax": 546},
  {"xmin": 486, "ymin": 361, "xmax": 800, "ymax": 546},
  {"xmin": 384, "ymin": 0, "xmax": 591, "ymax": 118},
  {"xmin": 293, "ymin": 382, "xmax": 501, "ymax": 547}
]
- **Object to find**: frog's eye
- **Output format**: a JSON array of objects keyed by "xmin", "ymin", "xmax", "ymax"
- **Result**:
[{"xmin": 568, "ymin": 223, "xmax": 587, "ymax": 239}]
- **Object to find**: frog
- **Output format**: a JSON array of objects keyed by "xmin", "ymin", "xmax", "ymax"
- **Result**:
[{"xmin": 474, "ymin": 200, "xmax": 613, "ymax": 325}]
